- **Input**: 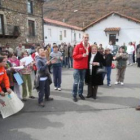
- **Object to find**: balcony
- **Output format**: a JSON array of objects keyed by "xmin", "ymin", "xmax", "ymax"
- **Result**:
[{"xmin": 0, "ymin": 24, "xmax": 20, "ymax": 38}]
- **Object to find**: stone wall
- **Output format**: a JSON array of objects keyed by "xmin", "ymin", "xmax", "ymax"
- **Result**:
[{"xmin": 0, "ymin": 0, "xmax": 44, "ymax": 48}]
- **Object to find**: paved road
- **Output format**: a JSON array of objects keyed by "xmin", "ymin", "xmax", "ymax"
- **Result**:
[{"xmin": 0, "ymin": 64, "xmax": 140, "ymax": 140}]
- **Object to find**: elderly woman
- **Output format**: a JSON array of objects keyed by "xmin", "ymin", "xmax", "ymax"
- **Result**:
[{"xmin": 85, "ymin": 45, "xmax": 106, "ymax": 99}]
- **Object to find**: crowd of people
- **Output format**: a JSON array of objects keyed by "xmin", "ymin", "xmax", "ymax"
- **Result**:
[{"xmin": 0, "ymin": 36, "xmax": 140, "ymax": 110}]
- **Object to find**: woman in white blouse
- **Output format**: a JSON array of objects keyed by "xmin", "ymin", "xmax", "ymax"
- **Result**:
[{"xmin": 85, "ymin": 45, "xmax": 105, "ymax": 99}]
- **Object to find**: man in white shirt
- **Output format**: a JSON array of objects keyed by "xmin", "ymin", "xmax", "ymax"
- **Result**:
[
  {"xmin": 107, "ymin": 41, "xmax": 114, "ymax": 52},
  {"xmin": 127, "ymin": 42, "xmax": 134, "ymax": 65}
]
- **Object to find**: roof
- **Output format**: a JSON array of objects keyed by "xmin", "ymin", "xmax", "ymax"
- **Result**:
[
  {"xmin": 44, "ymin": 18, "xmax": 82, "ymax": 31},
  {"xmin": 104, "ymin": 27, "xmax": 121, "ymax": 32},
  {"xmin": 82, "ymin": 12, "xmax": 140, "ymax": 31}
]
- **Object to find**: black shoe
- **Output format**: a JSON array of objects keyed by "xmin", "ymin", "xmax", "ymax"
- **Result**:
[
  {"xmin": 45, "ymin": 97, "xmax": 54, "ymax": 101},
  {"xmin": 86, "ymin": 95, "xmax": 92, "ymax": 98},
  {"xmin": 93, "ymin": 96, "xmax": 97, "ymax": 100},
  {"xmin": 29, "ymin": 96, "xmax": 35, "ymax": 99},
  {"xmin": 79, "ymin": 95, "xmax": 85, "ymax": 100},
  {"xmin": 73, "ymin": 96, "xmax": 78, "ymax": 102}
]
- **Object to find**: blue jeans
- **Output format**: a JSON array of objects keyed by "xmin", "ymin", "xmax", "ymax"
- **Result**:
[
  {"xmin": 105, "ymin": 66, "xmax": 112, "ymax": 85},
  {"xmin": 53, "ymin": 66, "xmax": 62, "ymax": 88},
  {"xmin": 68, "ymin": 56, "xmax": 73, "ymax": 68},
  {"xmin": 72, "ymin": 69, "xmax": 86, "ymax": 97}
]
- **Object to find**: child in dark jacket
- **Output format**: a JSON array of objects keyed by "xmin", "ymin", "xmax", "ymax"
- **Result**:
[
  {"xmin": 104, "ymin": 48, "xmax": 113, "ymax": 86},
  {"xmin": 35, "ymin": 47, "xmax": 54, "ymax": 107}
]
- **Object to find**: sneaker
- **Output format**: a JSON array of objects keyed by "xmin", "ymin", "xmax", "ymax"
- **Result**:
[
  {"xmin": 79, "ymin": 95, "xmax": 85, "ymax": 100},
  {"xmin": 108, "ymin": 84, "xmax": 111, "ymax": 87},
  {"xmin": 58, "ymin": 88, "xmax": 61, "ymax": 91},
  {"xmin": 38, "ymin": 102, "xmax": 45, "ymax": 107},
  {"xmin": 130, "ymin": 64, "xmax": 133, "ymax": 66},
  {"xmin": 54, "ymin": 87, "xmax": 58, "ymax": 90},
  {"xmin": 73, "ymin": 96, "xmax": 78, "ymax": 102},
  {"xmin": 121, "ymin": 82, "xmax": 124, "ymax": 85},
  {"xmin": 115, "ymin": 81, "xmax": 119, "ymax": 85}
]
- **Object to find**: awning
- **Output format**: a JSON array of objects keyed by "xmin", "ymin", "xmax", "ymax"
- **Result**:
[
  {"xmin": 104, "ymin": 27, "xmax": 120, "ymax": 35},
  {"xmin": 104, "ymin": 27, "xmax": 120, "ymax": 32}
]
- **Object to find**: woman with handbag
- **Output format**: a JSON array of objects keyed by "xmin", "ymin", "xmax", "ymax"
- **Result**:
[{"xmin": 85, "ymin": 45, "xmax": 106, "ymax": 99}]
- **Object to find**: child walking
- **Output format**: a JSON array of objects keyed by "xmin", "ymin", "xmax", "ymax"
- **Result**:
[
  {"xmin": 50, "ymin": 44, "xmax": 63, "ymax": 91},
  {"xmin": 114, "ymin": 47, "xmax": 128, "ymax": 85}
]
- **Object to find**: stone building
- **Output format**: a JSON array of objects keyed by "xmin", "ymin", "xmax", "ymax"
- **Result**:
[{"xmin": 0, "ymin": 0, "xmax": 45, "ymax": 48}]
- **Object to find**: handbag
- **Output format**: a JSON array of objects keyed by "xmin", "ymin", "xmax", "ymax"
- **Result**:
[{"xmin": 96, "ymin": 66, "xmax": 107, "ymax": 74}]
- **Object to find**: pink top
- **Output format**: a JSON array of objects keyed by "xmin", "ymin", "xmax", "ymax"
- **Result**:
[{"xmin": 8, "ymin": 58, "xmax": 20, "ymax": 67}]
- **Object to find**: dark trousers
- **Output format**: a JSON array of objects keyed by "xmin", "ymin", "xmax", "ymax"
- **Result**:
[
  {"xmin": 87, "ymin": 76, "xmax": 98, "ymax": 98},
  {"xmin": 53, "ymin": 66, "xmax": 62, "ymax": 88},
  {"xmin": 137, "ymin": 58, "xmax": 140, "ymax": 67},
  {"xmin": 68, "ymin": 56, "xmax": 73, "ymax": 68},
  {"xmin": 38, "ymin": 79, "xmax": 50, "ymax": 104},
  {"xmin": 133, "ymin": 53, "xmax": 135, "ymax": 63}
]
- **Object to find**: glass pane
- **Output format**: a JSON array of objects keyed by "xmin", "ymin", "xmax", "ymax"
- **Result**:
[
  {"xmin": 27, "ymin": 1, "xmax": 32, "ymax": 13},
  {"xmin": 28, "ymin": 20, "xmax": 35, "ymax": 36},
  {"xmin": 0, "ymin": 16, "xmax": 2, "ymax": 34}
]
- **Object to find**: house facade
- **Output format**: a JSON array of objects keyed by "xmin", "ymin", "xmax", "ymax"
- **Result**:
[
  {"xmin": 44, "ymin": 18, "xmax": 83, "ymax": 46},
  {"xmin": 83, "ymin": 12, "xmax": 140, "ymax": 48},
  {"xmin": 0, "ymin": 0, "xmax": 44, "ymax": 48}
]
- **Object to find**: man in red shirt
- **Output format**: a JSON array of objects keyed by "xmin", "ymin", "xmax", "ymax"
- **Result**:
[{"xmin": 72, "ymin": 33, "xmax": 90, "ymax": 102}]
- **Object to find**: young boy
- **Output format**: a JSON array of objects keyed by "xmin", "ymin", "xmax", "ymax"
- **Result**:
[
  {"xmin": 35, "ymin": 47, "xmax": 53, "ymax": 107},
  {"xmin": 50, "ymin": 44, "xmax": 63, "ymax": 91},
  {"xmin": 0, "ymin": 57, "xmax": 11, "ymax": 96},
  {"xmin": 104, "ymin": 48, "xmax": 113, "ymax": 86}
]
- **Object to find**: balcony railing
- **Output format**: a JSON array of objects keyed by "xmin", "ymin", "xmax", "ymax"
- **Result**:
[{"xmin": 0, "ymin": 24, "xmax": 20, "ymax": 38}]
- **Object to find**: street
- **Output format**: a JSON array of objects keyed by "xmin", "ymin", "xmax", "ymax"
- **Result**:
[{"xmin": 0, "ymin": 64, "xmax": 140, "ymax": 140}]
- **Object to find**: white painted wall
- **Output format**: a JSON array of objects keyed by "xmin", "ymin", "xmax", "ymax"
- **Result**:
[
  {"xmin": 44, "ymin": 24, "xmax": 83, "ymax": 46},
  {"xmin": 85, "ymin": 14, "xmax": 140, "ymax": 48}
]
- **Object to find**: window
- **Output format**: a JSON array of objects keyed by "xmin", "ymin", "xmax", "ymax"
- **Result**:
[
  {"xmin": 48, "ymin": 29, "xmax": 51, "ymax": 37},
  {"xmin": 79, "ymin": 33, "xmax": 81, "ymax": 39},
  {"xmin": 64, "ymin": 30, "xmax": 66, "ymax": 37},
  {"xmin": 74, "ymin": 33, "xmax": 76, "ymax": 41},
  {"xmin": 28, "ymin": 20, "xmax": 35, "ymax": 36},
  {"xmin": 60, "ymin": 31, "xmax": 62, "ymax": 40},
  {"xmin": 27, "ymin": 1, "xmax": 33, "ymax": 14},
  {"xmin": 0, "ymin": 14, "xmax": 4, "ymax": 35},
  {"xmin": 109, "ymin": 34, "xmax": 116, "ymax": 45}
]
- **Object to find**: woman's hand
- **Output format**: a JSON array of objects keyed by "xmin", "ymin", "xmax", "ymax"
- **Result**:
[{"xmin": 92, "ymin": 62, "xmax": 99, "ymax": 66}]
